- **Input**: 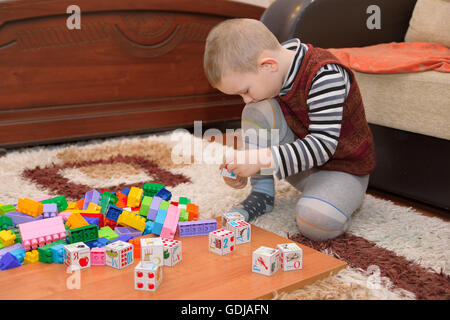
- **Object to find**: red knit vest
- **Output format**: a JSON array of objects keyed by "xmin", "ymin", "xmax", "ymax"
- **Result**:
[{"xmin": 276, "ymin": 44, "xmax": 376, "ymax": 176}]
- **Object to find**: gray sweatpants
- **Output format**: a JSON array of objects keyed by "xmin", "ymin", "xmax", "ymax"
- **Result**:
[{"xmin": 241, "ymin": 98, "xmax": 369, "ymax": 241}]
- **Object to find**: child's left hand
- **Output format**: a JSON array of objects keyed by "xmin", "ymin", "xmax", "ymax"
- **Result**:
[{"xmin": 223, "ymin": 148, "xmax": 273, "ymax": 178}]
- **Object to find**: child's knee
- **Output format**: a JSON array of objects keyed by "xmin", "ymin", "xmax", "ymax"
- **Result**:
[{"xmin": 295, "ymin": 196, "xmax": 350, "ymax": 241}]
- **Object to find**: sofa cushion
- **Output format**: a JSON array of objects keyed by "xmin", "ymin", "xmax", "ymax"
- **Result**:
[
  {"xmin": 354, "ymin": 70, "xmax": 450, "ymax": 140},
  {"xmin": 405, "ymin": 0, "xmax": 450, "ymax": 47}
]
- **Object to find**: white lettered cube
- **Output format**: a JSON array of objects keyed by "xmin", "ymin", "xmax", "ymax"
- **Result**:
[
  {"xmin": 162, "ymin": 238, "xmax": 182, "ymax": 267},
  {"xmin": 134, "ymin": 261, "xmax": 163, "ymax": 291},
  {"xmin": 277, "ymin": 243, "xmax": 303, "ymax": 271},
  {"xmin": 208, "ymin": 228, "xmax": 235, "ymax": 256},
  {"xmin": 63, "ymin": 242, "xmax": 91, "ymax": 271},
  {"xmin": 252, "ymin": 246, "xmax": 281, "ymax": 276},
  {"xmin": 221, "ymin": 211, "xmax": 245, "ymax": 227},
  {"xmin": 226, "ymin": 220, "xmax": 251, "ymax": 245},
  {"xmin": 141, "ymin": 237, "xmax": 164, "ymax": 267},
  {"xmin": 105, "ymin": 240, "xmax": 134, "ymax": 269}
]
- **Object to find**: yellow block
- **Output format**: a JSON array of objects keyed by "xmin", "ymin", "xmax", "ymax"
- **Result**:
[
  {"xmin": 127, "ymin": 187, "xmax": 143, "ymax": 208},
  {"xmin": 0, "ymin": 230, "xmax": 16, "ymax": 247},
  {"xmin": 117, "ymin": 211, "xmax": 146, "ymax": 231},
  {"xmin": 66, "ymin": 212, "xmax": 89, "ymax": 229},
  {"xmin": 86, "ymin": 202, "xmax": 101, "ymax": 212},
  {"xmin": 24, "ymin": 250, "xmax": 39, "ymax": 264}
]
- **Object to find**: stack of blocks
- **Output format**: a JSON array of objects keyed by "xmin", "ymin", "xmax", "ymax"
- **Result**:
[{"xmin": 251, "ymin": 243, "xmax": 303, "ymax": 276}]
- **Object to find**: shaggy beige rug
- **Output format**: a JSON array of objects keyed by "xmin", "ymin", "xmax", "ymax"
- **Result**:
[{"xmin": 1, "ymin": 130, "xmax": 449, "ymax": 300}]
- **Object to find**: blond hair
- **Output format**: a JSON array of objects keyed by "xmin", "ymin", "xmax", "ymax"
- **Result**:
[{"xmin": 203, "ymin": 18, "xmax": 281, "ymax": 87}]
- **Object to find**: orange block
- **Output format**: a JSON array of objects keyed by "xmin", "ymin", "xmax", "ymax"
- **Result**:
[
  {"xmin": 186, "ymin": 203, "xmax": 199, "ymax": 221},
  {"xmin": 17, "ymin": 198, "xmax": 43, "ymax": 217},
  {"xmin": 128, "ymin": 238, "xmax": 141, "ymax": 259},
  {"xmin": 66, "ymin": 212, "xmax": 89, "ymax": 229},
  {"xmin": 76, "ymin": 198, "xmax": 85, "ymax": 210}
]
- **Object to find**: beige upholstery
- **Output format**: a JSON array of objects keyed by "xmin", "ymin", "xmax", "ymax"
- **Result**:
[
  {"xmin": 405, "ymin": 0, "xmax": 450, "ymax": 47},
  {"xmin": 355, "ymin": 70, "xmax": 450, "ymax": 140}
]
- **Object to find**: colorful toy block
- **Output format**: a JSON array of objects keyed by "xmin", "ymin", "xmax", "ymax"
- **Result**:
[
  {"xmin": 143, "ymin": 221, "xmax": 154, "ymax": 236},
  {"xmin": 86, "ymin": 202, "xmax": 101, "ymax": 212},
  {"xmin": 16, "ymin": 198, "xmax": 43, "ymax": 217},
  {"xmin": 90, "ymin": 247, "xmax": 106, "ymax": 266},
  {"xmin": 64, "ymin": 242, "xmax": 91, "ymax": 271},
  {"xmin": 115, "ymin": 192, "xmax": 128, "ymax": 208},
  {"xmin": 51, "ymin": 243, "xmax": 66, "ymax": 264},
  {"xmin": 83, "ymin": 216, "xmax": 99, "ymax": 226},
  {"xmin": 68, "ymin": 224, "xmax": 98, "ymax": 244},
  {"xmin": 179, "ymin": 209, "xmax": 189, "ymax": 222},
  {"xmin": 87, "ymin": 237, "xmax": 110, "ymax": 248},
  {"xmin": 105, "ymin": 240, "xmax": 134, "ymax": 269},
  {"xmin": 134, "ymin": 261, "xmax": 163, "ymax": 291},
  {"xmin": 143, "ymin": 182, "xmax": 164, "ymax": 197},
  {"xmin": 9, "ymin": 247, "xmax": 26, "ymax": 264},
  {"xmin": 162, "ymin": 238, "xmax": 182, "ymax": 267},
  {"xmin": 139, "ymin": 196, "xmax": 152, "ymax": 218},
  {"xmin": 0, "ymin": 243, "xmax": 23, "ymax": 260},
  {"xmin": 105, "ymin": 205, "xmax": 123, "ymax": 222},
  {"xmin": 66, "ymin": 212, "xmax": 89, "ymax": 229},
  {"xmin": 0, "ymin": 252, "xmax": 21, "ymax": 270},
  {"xmin": 117, "ymin": 211, "xmax": 146, "ymax": 232},
  {"xmin": 99, "ymin": 192, "xmax": 118, "ymax": 214},
  {"xmin": 208, "ymin": 228, "xmax": 235, "ymax": 256},
  {"xmin": 140, "ymin": 237, "xmax": 163, "ymax": 267},
  {"xmin": 19, "ymin": 216, "xmax": 66, "ymax": 251},
  {"xmin": 38, "ymin": 240, "xmax": 67, "ymax": 263},
  {"xmin": 0, "ymin": 204, "xmax": 17, "ymax": 216},
  {"xmin": 0, "ymin": 230, "xmax": 17, "ymax": 247},
  {"xmin": 220, "ymin": 165, "xmax": 236, "ymax": 179},
  {"xmin": 104, "ymin": 218, "xmax": 117, "ymax": 229},
  {"xmin": 147, "ymin": 196, "xmax": 162, "ymax": 221},
  {"xmin": 186, "ymin": 203, "xmax": 199, "ymax": 221},
  {"xmin": 80, "ymin": 212, "xmax": 104, "ymax": 228},
  {"xmin": 277, "ymin": 243, "xmax": 303, "ymax": 271},
  {"xmin": 127, "ymin": 187, "xmax": 143, "ymax": 208},
  {"xmin": 115, "ymin": 226, "xmax": 142, "ymax": 238},
  {"xmin": 0, "ymin": 215, "xmax": 12, "ymax": 230},
  {"xmin": 43, "ymin": 203, "xmax": 58, "ymax": 219},
  {"xmin": 155, "ymin": 187, "xmax": 172, "ymax": 201},
  {"xmin": 24, "ymin": 250, "xmax": 39, "ymax": 264},
  {"xmin": 152, "ymin": 208, "xmax": 167, "ymax": 236},
  {"xmin": 5, "ymin": 211, "xmax": 43, "ymax": 226},
  {"xmin": 41, "ymin": 195, "xmax": 68, "ymax": 212},
  {"xmin": 222, "ymin": 211, "xmax": 245, "ymax": 227},
  {"xmin": 178, "ymin": 219, "xmax": 217, "ymax": 237},
  {"xmin": 98, "ymin": 226, "xmax": 118, "ymax": 241},
  {"xmin": 252, "ymin": 246, "xmax": 281, "ymax": 276},
  {"xmin": 82, "ymin": 190, "xmax": 101, "ymax": 210},
  {"xmin": 128, "ymin": 238, "xmax": 141, "ymax": 259},
  {"xmin": 121, "ymin": 187, "xmax": 131, "ymax": 196},
  {"xmin": 226, "ymin": 220, "xmax": 251, "ymax": 245},
  {"xmin": 160, "ymin": 205, "xmax": 181, "ymax": 239}
]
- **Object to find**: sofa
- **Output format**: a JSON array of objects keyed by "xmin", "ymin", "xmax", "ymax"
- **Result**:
[{"xmin": 261, "ymin": 0, "xmax": 450, "ymax": 210}]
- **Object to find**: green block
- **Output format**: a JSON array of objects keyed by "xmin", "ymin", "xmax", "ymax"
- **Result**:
[
  {"xmin": 41, "ymin": 195, "xmax": 68, "ymax": 212},
  {"xmin": 0, "ymin": 216, "xmax": 12, "ymax": 230},
  {"xmin": 179, "ymin": 209, "xmax": 189, "ymax": 222},
  {"xmin": 38, "ymin": 240, "xmax": 67, "ymax": 263},
  {"xmin": 99, "ymin": 192, "xmax": 118, "ymax": 214},
  {"xmin": 143, "ymin": 183, "xmax": 165, "ymax": 197},
  {"xmin": 98, "ymin": 226, "xmax": 118, "ymax": 241},
  {"xmin": 178, "ymin": 197, "xmax": 191, "ymax": 205},
  {"xmin": 139, "ymin": 196, "xmax": 152, "ymax": 218},
  {"xmin": 0, "ymin": 205, "xmax": 16, "ymax": 216},
  {"xmin": 69, "ymin": 224, "xmax": 99, "ymax": 244},
  {"xmin": 7, "ymin": 227, "xmax": 21, "ymax": 243},
  {"xmin": 160, "ymin": 200, "xmax": 170, "ymax": 211}
]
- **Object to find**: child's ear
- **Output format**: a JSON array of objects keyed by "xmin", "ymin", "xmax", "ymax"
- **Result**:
[{"xmin": 259, "ymin": 57, "xmax": 279, "ymax": 72}]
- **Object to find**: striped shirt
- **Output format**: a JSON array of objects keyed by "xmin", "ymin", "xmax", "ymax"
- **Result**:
[{"xmin": 272, "ymin": 38, "xmax": 352, "ymax": 180}]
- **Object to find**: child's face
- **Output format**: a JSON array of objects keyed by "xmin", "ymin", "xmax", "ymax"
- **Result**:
[{"xmin": 215, "ymin": 61, "xmax": 283, "ymax": 104}]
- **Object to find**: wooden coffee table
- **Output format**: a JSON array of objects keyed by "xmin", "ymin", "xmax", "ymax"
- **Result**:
[{"xmin": 0, "ymin": 219, "xmax": 346, "ymax": 300}]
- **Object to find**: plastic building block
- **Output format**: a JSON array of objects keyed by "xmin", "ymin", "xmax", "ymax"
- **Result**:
[
  {"xmin": 5, "ymin": 211, "xmax": 42, "ymax": 226},
  {"xmin": 160, "ymin": 200, "xmax": 170, "ymax": 211},
  {"xmin": 178, "ymin": 197, "xmax": 191, "ymax": 205},
  {"xmin": 86, "ymin": 237, "xmax": 110, "ymax": 248},
  {"xmin": 8, "ymin": 228, "xmax": 21, "ymax": 244},
  {"xmin": 179, "ymin": 209, "xmax": 189, "ymax": 222},
  {"xmin": 0, "ymin": 230, "xmax": 17, "ymax": 247},
  {"xmin": 252, "ymin": 246, "xmax": 281, "ymax": 276},
  {"xmin": 82, "ymin": 190, "xmax": 101, "ymax": 210},
  {"xmin": 79, "ymin": 212, "xmax": 104, "ymax": 228},
  {"xmin": 121, "ymin": 187, "xmax": 131, "ymax": 196},
  {"xmin": 105, "ymin": 205, "xmax": 123, "ymax": 222},
  {"xmin": 160, "ymin": 205, "xmax": 181, "ymax": 239},
  {"xmin": 84, "ymin": 216, "xmax": 99, "ymax": 226},
  {"xmin": 75, "ymin": 198, "xmax": 84, "ymax": 210},
  {"xmin": 134, "ymin": 261, "xmax": 163, "ymax": 291},
  {"xmin": 0, "ymin": 243, "xmax": 23, "ymax": 260},
  {"xmin": 66, "ymin": 202, "xmax": 77, "ymax": 210},
  {"xmin": 127, "ymin": 187, "xmax": 143, "ymax": 208},
  {"xmin": 98, "ymin": 226, "xmax": 118, "ymax": 241},
  {"xmin": 10, "ymin": 247, "xmax": 26, "ymax": 264},
  {"xmin": 16, "ymin": 198, "xmax": 43, "ymax": 217},
  {"xmin": 0, "ymin": 252, "xmax": 22, "ymax": 270},
  {"xmin": 0, "ymin": 216, "xmax": 12, "ymax": 230},
  {"xmin": 99, "ymin": 192, "xmax": 118, "ymax": 214},
  {"xmin": 0, "ymin": 204, "xmax": 16, "ymax": 216},
  {"xmin": 152, "ymin": 208, "xmax": 167, "ymax": 236},
  {"xmin": 226, "ymin": 220, "xmax": 251, "ymax": 245},
  {"xmin": 128, "ymin": 238, "xmax": 141, "ymax": 259},
  {"xmin": 64, "ymin": 242, "xmax": 91, "ymax": 271},
  {"xmin": 220, "ymin": 165, "xmax": 236, "ymax": 179},
  {"xmin": 208, "ymin": 228, "xmax": 235, "ymax": 256},
  {"xmin": 117, "ymin": 211, "xmax": 146, "ymax": 232},
  {"xmin": 112, "ymin": 235, "xmax": 134, "ymax": 243},
  {"xmin": 155, "ymin": 187, "xmax": 172, "ymax": 201},
  {"xmin": 41, "ymin": 195, "xmax": 68, "ymax": 212},
  {"xmin": 142, "ymin": 182, "xmax": 164, "ymax": 197},
  {"xmin": 104, "ymin": 218, "xmax": 117, "ymax": 229},
  {"xmin": 143, "ymin": 221, "xmax": 154, "ymax": 236},
  {"xmin": 90, "ymin": 247, "xmax": 106, "ymax": 266},
  {"xmin": 277, "ymin": 243, "xmax": 303, "ymax": 271},
  {"xmin": 19, "ymin": 216, "xmax": 66, "ymax": 251},
  {"xmin": 66, "ymin": 212, "xmax": 89, "ymax": 229},
  {"xmin": 105, "ymin": 240, "xmax": 134, "ymax": 269},
  {"xmin": 140, "ymin": 237, "xmax": 164, "ymax": 267},
  {"xmin": 68, "ymin": 224, "xmax": 99, "ymax": 244},
  {"xmin": 51, "ymin": 243, "xmax": 66, "ymax": 264},
  {"xmin": 162, "ymin": 238, "xmax": 182, "ymax": 267},
  {"xmin": 147, "ymin": 196, "xmax": 162, "ymax": 221},
  {"xmin": 222, "ymin": 211, "xmax": 245, "ymax": 227},
  {"xmin": 24, "ymin": 250, "xmax": 39, "ymax": 264},
  {"xmin": 139, "ymin": 196, "xmax": 152, "ymax": 218},
  {"xmin": 186, "ymin": 203, "xmax": 199, "ymax": 221},
  {"xmin": 86, "ymin": 202, "xmax": 101, "ymax": 212},
  {"xmin": 43, "ymin": 203, "xmax": 58, "ymax": 219},
  {"xmin": 178, "ymin": 219, "xmax": 217, "ymax": 237},
  {"xmin": 115, "ymin": 226, "xmax": 142, "ymax": 238},
  {"xmin": 38, "ymin": 240, "xmax": 67, "ymax": 263}
]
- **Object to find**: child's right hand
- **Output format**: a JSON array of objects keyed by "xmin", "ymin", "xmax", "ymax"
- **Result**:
[{"xmin": 219, "ymin": 163, "xmax": 248, "ymax": 189}]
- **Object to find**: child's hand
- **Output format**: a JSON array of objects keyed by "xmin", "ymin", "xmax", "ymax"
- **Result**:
[
  {"xmin": 219, "ymin": 163, "xmax": 248, "ymax": 189},
  {"xmin": 223, "ymin": 149, "xmax": 273, "ymax": 178}
]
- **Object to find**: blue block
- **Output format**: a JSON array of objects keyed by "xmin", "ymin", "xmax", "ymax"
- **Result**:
[
  {"xmin": 9, "ymin": 247, "xmax": 26, "ymax": 264},
  {"xmin": 143, "ymin": 221, "xmax": 154, "ymax": 235},
  {"xmin": 105, "ymin": 205, "xmax": 123, "ymax": 222},
  {"xmin": 84, "ymin": 217, "xmax": 99, "ymax": 226},
  {"xmin": 51, "ymin": 244, "xmax": 65, "ymax": 264},
  {"xmin": 152, "ymin": 208, "xmax": 167, "ymax": 235},
  {"xmin": 0, "ymin": 252, "xmax": 22, "ymax": 270},
  {"xmin": 121, "ymin": 188, "xmax": 130, "ymax": 196},
  {"xmin": 155, "ymin": 188, "xmax": 172, "ymax": 201}
]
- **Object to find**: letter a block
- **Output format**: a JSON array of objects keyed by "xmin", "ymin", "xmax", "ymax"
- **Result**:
[
  {"xmin": 208, "ymin": 228, "xmax": 235, "ymax": 256},
  {"xmin": 134, "ymin": 261, "xmax": 162, "ymax": 291},
  {"xmin": 140, "ymin": 237, "xmax": 164, "ymax": 267},
  {"xmin": 277, "ymin": 243, "xmax": 303, "ymax": 271},
  {"xmin": 252, "ymin": 246, "xmax": 281, "ymax": 276}
]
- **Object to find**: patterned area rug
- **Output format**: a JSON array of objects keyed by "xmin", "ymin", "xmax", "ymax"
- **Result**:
[{"xmin": 1, "ymin": 130, "xmax": 449, "ymax": 300}]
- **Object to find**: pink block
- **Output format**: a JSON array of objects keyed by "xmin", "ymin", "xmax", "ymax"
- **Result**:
[
  {"xmin": 91, "ymin": 247, "xmax": 106, "ymax": 266},
  {"xmin": 32, "ymin": 196, "xmax": 53, "ymax": 202},
  {"xmin": 18, "ymin": 216, "xmax": 66, "ymax": 251},
  {"xmin": 58, "ymin": 212, "xmax": 73, "ymax": 221},
  {"xmin": 160, "ymin": 205, "xmax": 181, "ymax": 239}
]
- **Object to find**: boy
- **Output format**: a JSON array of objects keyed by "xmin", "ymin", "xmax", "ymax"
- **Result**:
[{"xmin": 203, "ymin": 19, "xmax": 375, "ymax": 241}]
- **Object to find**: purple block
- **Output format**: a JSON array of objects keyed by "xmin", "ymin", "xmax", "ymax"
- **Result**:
[
  {"xmin": 5, "ymin": 211, "xmax": 43, "ymax": 226},
  {"xmin": 0, "ymin": 252, "xmax": 22, "ymax": 270},
  {"xmin": 82, "ymin": 190, "xmax": 101, "ymax": 210},
  {"xmin": 147, "ymin": 196, "xmax": 163, "ymax": 221},
  {"xmin": 178, "ymin": 219, "xmax": 217, "ymax": 237},
  {"xmin": 43, "ymin": 203, "xmax": 58, "ymax": 218},
  {"xmin": 114, "ymin": 226, "xmax": 142, "ymax": 238},
  {"xmin": 0, "ymin": 243, "xmax": 24, "ymax": 260},
  {"xmin": 112, "ymin": 235, "xmax": 134, "ymax": 243}
]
